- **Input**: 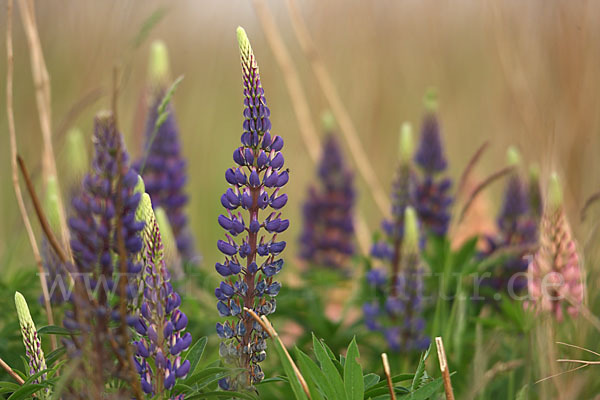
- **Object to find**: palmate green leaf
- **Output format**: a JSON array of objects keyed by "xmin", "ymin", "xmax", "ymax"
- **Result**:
[
  {"xmin": 295, "ymin": 347, "xmax": 330, "ymax": 400},
  {"xmin": 184, "ymin": 336, "xmax": 208, "ymax": 376},
  {"xmin": 363, "ymin": 373, "xmax": 413, "ymax": 398},
  {"xmin": 344, "ymin": 337, "xmax": 363, "ymax": 400},
  {"xmin": 312, "ymin": 334, "xmax": 347, "ymax": 400},
  {"xmin": 7, "ymin": 383, "xmax": 46, "ymax": 400}
]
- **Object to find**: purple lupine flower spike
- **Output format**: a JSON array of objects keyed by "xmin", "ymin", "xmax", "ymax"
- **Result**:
[
  {"xmin": 527, "ymin": 173, "xmax": 584, "ymax": 321},
  {"xmin": 364, "ymin": 124, "xmax": 428, "ymax": 351},
  {"xmin": 134, "ymin": 41, "xmax": 198, "ymax": 271},
  {"xmin": 480, "ymin": 148, "xmax": 537, "ymax": 294},
  {"xmin": 299, "ymin": 121, "xmax": 355, "ymax": 270},
  {"xmin": 413, "ymin": 91, "xmax": 452, "ymax": 236},
  {"xmin": 216, "ymin": 27, "xmax": 289, "ymax": 390},
  {"xmin": 62, "ymin": 111, "xmax": 145, "ymax": 395},
  {"xmin": 133, "ymin": 193, "xmax": 191, "ymax": 395}
]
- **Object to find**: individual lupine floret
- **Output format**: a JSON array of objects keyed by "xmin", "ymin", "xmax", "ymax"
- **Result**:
[
  {"xmin": 15, "ymin": 292, "xmax": 48, "ymax": 391},
  {"xmin": 133, "ymin": 40, "xmax": 197, "ymax": 268},
  {"xmin": 481, "ymin": 148, "xmax": 537, "ymax": 294},
  {"xmin": 299, "ymin": 124, "xmax": 355, "ymax": 270},
  {"xmin": 364, "ymin": 207, "xmax": 429, "ymax": 352},
  {"xmin": 62, "ymin": 111, "xmax": 145, "ymax": 395},
  {"xmin": 527, "ymin": 173, "xmax": 584, "ymax": 321},
  {"xmin": 215, "ymin": 27, "xmax": 289, "ymax": 390},
  {"xmin": 412, "ymin": 92, "xmax": 452, "ymax": 236},
  {"xmin": 132, "ymin": 193, "xmax": 191, "ymax": 396}
]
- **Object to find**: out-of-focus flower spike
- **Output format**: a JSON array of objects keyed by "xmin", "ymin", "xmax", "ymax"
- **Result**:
[
  {"xmin": 506, "ymin": 146, "xmax": 521, "ymax": 166},
  {"xmin": 65, "ymin": 128, "xmax": 89, "ymax": 182},
  {"xmin": 399, "ymin": 122, "xmax": 414, "ymax": 164},
  {"xmin": 403, "ymin": 207, "xmax": 419, "ymax": 254},
  {"xmin": 423, "ymin": 87, "xmax": 438, "ymax": 113},
  {"xmin": 321, "ymin": 110, "xmax": 336, "ymax": 132},
  {"xmin": 15, "ymin": 292, "xmax": 48, "ymax": 386},
  {"xmin": 148, "ymin": 40, "xmax": 170, "ymax": 90},
  {"xmin": 528, "ymin": 163, "xmax": 542, "ymax": 219},
  {"xmin": 527, "ymin": 173, "xmax": 584, "ymax": 320},
  {"xmin": 44, "ymin": 175, "xmax": 61, "ymax": 233}
]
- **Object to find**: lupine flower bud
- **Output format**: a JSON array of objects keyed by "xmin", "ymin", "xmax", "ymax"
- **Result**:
[
  {"xmin": 216, "ymin": 27, "xmax": 288, "ymax": 390},
  {"xmin": 133, "ymin": 40, "xmax": 198, "ymax": 268},
  {"xmin": 413, "ymin": 95, "xmax": 452, "ymax": 236},
  {"xmin": 15, "ymin": 292, "xmax": 48, "ymax": 387},
  {"xmin": 399, "ymin": 122, "xmax": 414, "ymax": 164},
  {"xmin": 299, "ymin": 133, "xmax": 355, "ymax": 270},
  {"xmin": 527, "ymin": 174, "xmax": 584, "ymax": 321},
  {"xmin": 133, "ymin": 193, "xmax": 191, "ymax": 395}
]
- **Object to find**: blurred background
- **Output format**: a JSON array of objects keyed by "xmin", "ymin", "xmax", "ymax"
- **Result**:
[{"xmin": 1, "ymin": 0, "xmax": 599, "ymax": 312}]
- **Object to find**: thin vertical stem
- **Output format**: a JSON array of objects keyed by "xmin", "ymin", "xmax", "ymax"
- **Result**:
[
  {"xmin": 0, "ymin": 357, "xmax": 25, "ymax": 385},
  {"xmin": 284, "ymin": 0, "xmax": 391, "ymax": 218},
  {"xmin": 381, "ymin": 353, "xmax": 396, "ymax": 400},
  {"xmin": 435, "ymin": 337, "xmax": 455, "ymax": 400},
  {"xmin": 251, "ymin": 0, "xmax": 371, "ymax": 255},
  {"xmin": 6, "ymin": 0, "xmax": 57, "ymax": 351}
]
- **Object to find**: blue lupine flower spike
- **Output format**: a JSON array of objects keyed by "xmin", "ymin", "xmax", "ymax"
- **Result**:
[
  {"xmin": 215, "ymin": 27, "xmax": 289, "ymax": 391},
  {"xmin": 134, "ymin": 40, "xmax": 198, "ymax": 271}
]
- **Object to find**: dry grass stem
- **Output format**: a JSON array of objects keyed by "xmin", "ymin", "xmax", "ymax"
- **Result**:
[
  {"xmin": 0, "ymin": 356, "xmax": 25, "ymax": 385},
  {"xmin": 285, "ymin": 0, "xmax": 391, "ymax": 218},
  {"xmin": 18, "ymin": 0, "xmax": 71, "ymax": 257},
  {"xmin": 6, "ymin": 0, "xmax": 56, "ymax": 351},
  {"xmin": 251, "ymin": 0, "xmax": 370, "ymax": 255},
  {"xmin": 458, "ymin": 166, "xmax": 515, "ymax": 223},
  {"xmin": 381, "ymin": 353, "xmax": 396, "ymax": 400},
  {"xmin": 435, "ymin": 337, "xmax": 455, "ymax": 400}
]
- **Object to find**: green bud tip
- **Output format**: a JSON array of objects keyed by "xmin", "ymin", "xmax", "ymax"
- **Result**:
[
  {"xmin": 237, "ymin": 26, "xmax": 253, "ymax": 59},
  {"xmin": 403, "ymin": 206, "xmax": 420, "ymax": 253},
  {"xmin": 14, "ymin": 292, "xmax": 35, "ymax": 330},
  {"xmin": 44, "ymin": 175, "xmax": 61, "ymax": 232},
  {"xmin": 66, "ymin": 128, "xmax": 88, "ymax": 175},
  {"xmin": 506, "ymin": 146, "xmax": 521, "ymax": 166},
  {"xmin": 134, "ymin": 175, "xmax": 146, "ymax": 195},
  {"xmin": 137, "ymin": 192, "xmax": 155, "ymax": 227},
  {"xmin": 548, "ymin": 172, "xmax": 563, "ymax": 210},
  {"xmin": 149, "ymin": 40, "xmax": 170, "ymax": 85},
  {"xmin": 423, "ymin": 87, "xmax": 438, "ymax": 113},
  {"xmin": 399, "ymin": 122, "xmax": 414, "ymax": 163},
  {"xmin": 529, "ymin": 163, "xmax": 540, "ymax": 181},
  {"xmin": 321, "ymin": 111, "xmax": 336, "ymax": 132}
]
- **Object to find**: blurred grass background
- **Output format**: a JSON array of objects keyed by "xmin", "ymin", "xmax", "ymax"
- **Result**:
[{"xmin": 1, "ymin": 0, "xmax": 599, "ymax": 284}]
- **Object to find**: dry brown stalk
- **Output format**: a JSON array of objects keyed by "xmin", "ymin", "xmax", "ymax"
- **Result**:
[
  {"xmin": 250, "ymin": 0, "xmax": 371, "ymax": 255},
  {"xmin": 6, "ymin": 0, "xmax": 57, "ymax": 351},
  {"xmin": 17, "ymin": 0, "xmax": 71, "ymax": 257},
  {"xmin": 435, "ymin": 337, "xmax": 455, "ymax": 400},
  {"xmin": 284, "ymin": 0, "xmax": 391, "ymax": 218},
  {"xmin": 0, "ymin": 356, "xmax": 25, "ymax": 385},
  {"xmin": 381, "ymin": 353, "xmax": 396, "ymax": 400}
]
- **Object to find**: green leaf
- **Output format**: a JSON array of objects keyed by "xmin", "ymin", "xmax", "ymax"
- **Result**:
[
  {"xmin": 45, "ymin": 346, "xmax": 66, "ymax": 366},
  {"xmin": 182, "ymin": 367, "xmax": 230, "ymax": 387},
  {"xmin": 362, "ymin": 374, "xmax": 380, "ymax": 390},
  {"xmin": 7, "ymin": 384, "xmax": 46, "ymax": 400},
  {"xmin": 344, "ymin": 337, "xmax": 363, "ymax": 400},
  {"xmin": 411, "ymin": 346, "xmax": 430, "ymax": 392},
  {"xmin": 312, "ymin": 334, "xmax": 347, "ymax": 399},
  {"xmin": 37, "ymin": 325, "xmax": 73, "ymax": 336},
  {"xmin": 295, "ymin": 347, "xmax": 331, "ymax": 400},
  {"xmin": 185, "ymin": 391, "xmax": 258, "ymax": 400},
  {"xmin": 400, "ymin": 376, "xmax": 443, "ymax": 400},
  {"xmin": 363, "ymin": 374, "xmax": 413, "ymax": 398},
  {"xmin": 184, "ymin": 336, "xmax": 208, "ymax": 376},
  {"xmin": 269, "ymin": 335, "xmax": 308, "ymax": 400}
]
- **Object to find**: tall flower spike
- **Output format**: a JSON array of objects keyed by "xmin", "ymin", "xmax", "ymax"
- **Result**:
[
  {"xmin": 299, "ymin": 117, "xmax": 355, "ymax": 270},
  {"xmin": 215, "ymin": 27, "xmax": 288, "ymax": 391},
  {"xmin": 134, "ymin": 40, "xmax": 197, "ymax": 269},
  {"xmin": 364, "ymin": 125, "xmax": 428, "ymax": 351},
  {"xmin": 527, "ymin": 174, "xmax": 584, "ymax": 321},
  {"xmin": 133, "ymin": 193, "xmax": 191, "ymax": 396},
  {"xmin": 413, "ymin": 92, "xmax": 452, "ymax": 236},
  {"xmin": 15, "ymin": 292, "xmax": 48, "ymax": 389},
  {"xmin": 480, "ymin": 148, "xmax": 537, "ymax": 294},
  {"xmin": 63, "ymin": 111, "xmax": 145, "ymax": 396}
]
